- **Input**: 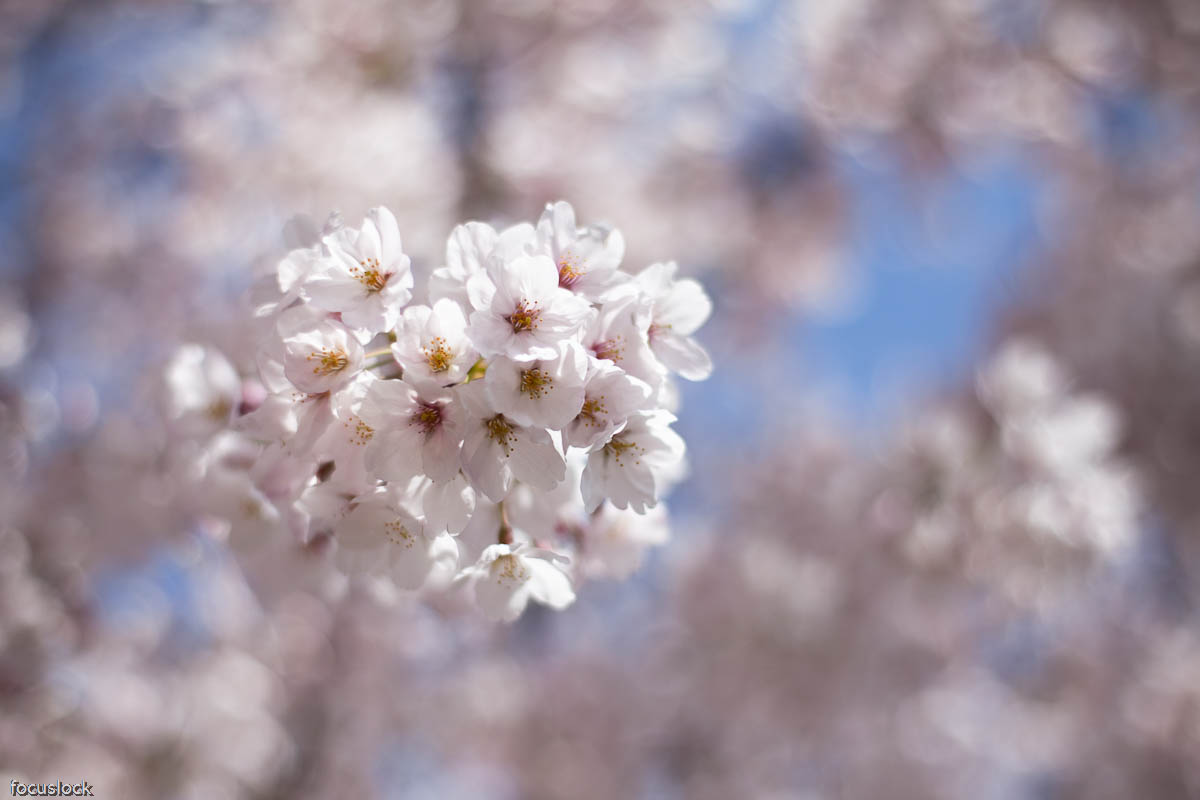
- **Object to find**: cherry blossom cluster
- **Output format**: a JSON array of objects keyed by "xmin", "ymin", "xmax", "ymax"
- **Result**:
[{"xmin": 184, "ymin": 202, "xmax": 711, "ymax": 621}]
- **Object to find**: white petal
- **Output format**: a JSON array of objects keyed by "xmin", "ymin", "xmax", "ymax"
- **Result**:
[
  {"xmin": 463, "ymin": 426, "xmax": 512, "ymax": 502},
  {"xmin": 526, "ymin": 558, "xmax": 575, "ymax": 610},
  {"xmin": 303, "ymin": 268, "xmax": 368, "ymax": 312},
  {"xmin": 475, "ymin": 582, "xmax": 529, "ymax": 622},
  {"xmin": 656, "ymin": 278, "xmax": 712, "ymax": 334},
  {"xmin": 339, "ymin": 293, "xmax": 398, "ymax": 343},
  {"xmin": 652, "ymin": 331, "xmax": 713, "ymax": 381},
  {"xmin": 390, "ymin": 534, "xmax": 442, "ymax": 590},
  {"xmin": 498, "ymin": 255, "xmax": 559, "ymax": 305},
  {"xmin": 357, "ymin": 212, "xmax": 383, "ymax": 260},
  {"xmin": 466, "ymin": 270, "xmax": 497, "ymax": 311},
  {"xmin": 423, "ymin": 425, "xmax": 463, "ymax": 483},
  {"xmin": 446, "ymin": 221, "xmax": 498, "ymax": 276},
  {"xmin": 422, "ymin": 474, "xmax": 476, "ymax": 535},
  {"xmin": 369, "ymin": 206, "xmax": 402, "ymax": 265},
  {"xmin": 365, "ymin": 426, "xmax": 425, "ymax": 481},
  {"xmin": 467, "ymin": 312, "xmax": 517, "ymax": 359},
  {"xmin": 541, "ymin": 200, "xmax": 577, "ymax": 252},
  {"xmin": 508, "ymin": 426, "xmax": 566, "ymax": 490},
  {"xmin": 358, "ymin": 378, "xmax": 417, "ymax": 425}
]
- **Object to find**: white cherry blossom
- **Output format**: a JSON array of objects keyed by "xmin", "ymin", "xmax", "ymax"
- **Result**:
[
  {"xmin": 484, "ymin": 341, "xmax": 588, "ymax": 430},
  {"xmin": 282, "ymin": 318, "xmax": 364, "ymax": 395},
  {"xmin": 428, "ymin": 221, "xmax": 498, "ymax": 308},
  {"xmin": 505, "ymin": 453, "xmax": 588, "ymax": 545},
  {"xmin": 454, "ymin": 496, "xmax": 503, "ymax": 567},
  {"xmin": 163, "ymin": 344, "xmax": 241, "ymax": 437},
  {"xmin": 581, "ymin": 410, "xmax": 686, "ymax": 513},
  {"xmin": 358, "ymin": 379, "xmax": 464, "ymax": 484},
  {"xmin": 253, "ymin": 303, "xmax": 327, "ymax": 395},
  {"xmin": 634, "ymin": 261, "xmax": 714, "ymax": 381},
  {"xmin": 564, "ymin": 356, "xmax": 653, "ymax": 450},
  {"xmin": 462, "ymin": 543, "xmax": 575, "ymax": 622},
  {"xmin": 466, "ymin": 252, "xmax": 590, "ymax": 361},
  {"xmin": 390, "ymin": 299, "xmax": 478, "ymax": 389},
  {"xmin": 317, "ymin": 372, "xmax": 381, "ymax": 489},
  {"xmin": 294, "ymin": 476, "xmax": 357, "ymax": 532},
  {"xmin": 535, "ymin": 200, "xmax": 625, "ymax": 301},
  {"xmin": 303, "ymin": 206, "xmax": 414, "ymax": 342},
  {"xmin": 200, "ymin": 469, "xmax": 288, "ymax": 555},
  {"xmin": 273, "ymin": 211, "xmax": 343, "ymax": 305},
  {"xmin": 458, "ymin": 381, "xmax": 566, "ymax": 502},
  {"xmin": 580, "ymin": 503, "xmax": 670, "ymax": 580},
  {"xmin": 249, "ymin": 218, "xmax": 331, "ymax": 320},
  {"xmin": 187, "ymin": 435, "xmax": 306, "ymax": 554},
  {"xmin": 581, "ymin": 290, "xmax": 664, "ymax": 389},
  {"xmin": 399, "ymin": 473, "xmax": 477, "ymax": 537},
  {"xmin": 245, "ymin": 385, "xmax": 340, "ymax": 457},
  {"xmin": 335, "ymin": 489, "xmax": 458, "ymax": 590}
]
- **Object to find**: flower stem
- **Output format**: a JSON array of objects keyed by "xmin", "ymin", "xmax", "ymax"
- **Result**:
[{"xmin": 497, "ymin": 500, "xmax": 513, "ymax": 545}]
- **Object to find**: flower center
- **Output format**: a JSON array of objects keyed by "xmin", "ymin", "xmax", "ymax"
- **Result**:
[
  {"xmin": 351, "ymin": 257, "xmax": 390, "ymax": 293},
  {"xmin": 383, "ymin": 519, "xmax": 415, "ymax": 548},
  {"xmin": 343, "ymin": 416, "xmax": 374, "ymax": 446},
  {"xmin": 519, "ymin": 367, "xmax": 554, "ymax": 399},
  {"xmin": 592, "ymin": 337, "xmax": 624, "ymax": 363},
  {"xmin": 507, "ymin": 300, "xmax": 542, "ymax": 333},
  {"xmin": 485, "ymin": 414, "xmax": 516, "ymax": 455},
  {"xmin": 578, "ymin": 396, "xmax": 608, "ymax": 427},
  {"xmin": 558, "ymin": 254, "xmax": 585, "ymax": 288},
  {"xmin": 206, "ymin": 398, "xmax": 233, "ymax": 422},
  {"xmin": 604, "ymin": 436, "xmax": 645, "ymax": 466},
  {"xmin": 490, "ymin": 553, "xmax": 530, "ymax": 586},
  {"xmin": 411, "ymin": 403, "xmax": 443, "ymax": 435},
  {"xmin": 423, "ymin": 336, "xmax": 453, "ymax": 373},
  {"xmin": 308, "ymin": 347, "xmax": 350, "ymax": 376}
]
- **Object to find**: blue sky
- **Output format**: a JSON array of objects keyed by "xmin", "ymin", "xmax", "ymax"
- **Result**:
[
  {"xmin": 796, "ymin": 141, "xmax": 1044, "ymax": 424},
  {"xmin": 669, "ymin": 138, "xmax": 1047, "ymax": 528}
]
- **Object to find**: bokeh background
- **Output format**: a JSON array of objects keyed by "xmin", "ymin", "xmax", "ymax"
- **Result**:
[{"xmin": 3, "ymin": 0, "xmax": 1200, "ymax": 797}]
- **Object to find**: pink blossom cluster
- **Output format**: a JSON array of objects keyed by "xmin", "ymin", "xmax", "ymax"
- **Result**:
[{"xmin": 164, "ymin": 201, "xmax": 711, "ymax": 621}]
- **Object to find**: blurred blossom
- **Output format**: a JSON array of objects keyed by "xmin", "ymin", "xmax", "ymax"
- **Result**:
[
  {"xmin": 3, "ymin": 1, "xmax": 1200, "ymax": 798},
  {"xmin": 0, "ymin": 291, "xmax": 32, "ymax": 370}
]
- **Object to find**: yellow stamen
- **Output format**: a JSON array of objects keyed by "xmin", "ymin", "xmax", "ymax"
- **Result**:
[
  {"xmin": 605, "ymin": 436, "xmax": 645, "ymax": 466},
  {"xmin": 412, "ymin": 404, "xmax": 442, "ymax": 435},
  {"xmin": 423, "ymin": 336, "xmax": 453, "ymax": 373},
  {"xmin": 350, "ymin": 257, "xmax": 390, "ymax": 293},
  {"xmin": 593, "ymin": 337, "xmax": 624, "ymax": 363},
  {"xmin": 491, "ymin": 553, "xmax": 529, "ymax": 585},
  {"xmin": 578, "ymin": 395, "xmax": 607, "ymax": 428},
  {"xmin": 307, "ymin": 347, "xmax": 349, "ymax": 376},
  {"xmin": 507, "ymin": 300, "xmax": 541, "ymax": 333},
  {"xmin": 558, "ymin": 253, "xmax": 586, "ymax": 288},
  {"xmin": 343, "ymin": 416, "xmax": 374, "ymax": 446},
  {"xmin": 383, "ymin": 519, "xmax": 415, "ymax": 549},
  {"xmin": 486, "ymin": 414, "xmax": 516, "ymax": 455},
  {"xmin": 519, "ymin": 368, "xmax": 553, "ymax": 399}
]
